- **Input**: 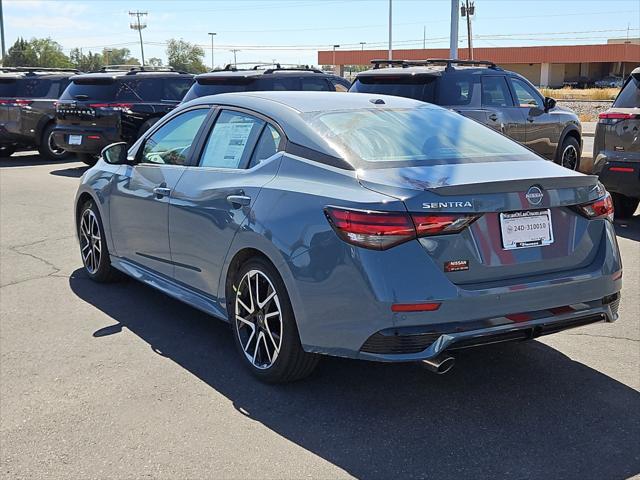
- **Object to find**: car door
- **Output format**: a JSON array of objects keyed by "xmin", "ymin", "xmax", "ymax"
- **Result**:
[
  {"xmin": 480, "ymin": 75, "xmax": 527, "ymax": 142},
  {"xmin": 509, "ymin": 76, "xmax": 557, "ymax": 158},
  {"xmin": 108, "ymin": 107, "xmax": 210, "ymax": 276},
  {"xmin": 168, "ymin": 108, "xmax": 284, "ymax": 298}
]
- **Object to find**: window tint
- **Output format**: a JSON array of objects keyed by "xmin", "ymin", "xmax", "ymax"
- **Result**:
[
  {"xmin": 303, "ymin": 107, "xmax": 537, "ymax": 168},
  {"xmin": 300, "ymin": 76, "xmax": 331, "ymax": 91},
  {"xmin": 254, "ymin": 76, "xmax": 300, "ymax": 91},
  {"xmin": 116, "ymin": 78, "xmax": 163, "ymax": 102},
  {"xmin": 249, "ymin": 125, "xmax": 282, "ymax": 168},
  {"xmin": 351, "ymin": 76, "xmax": 437, "ymax": 103},
  {"xmin": 16, "ymin": 78, "xmax": 56, "ymax": 98},
  {"xmin": 511, "ymin": 78, "xmax": 543, "ymax": 108},
  {"xmin": 182, "ymin": 81, "xmax": 251, "ymax": 102},
  {"xmin": 613, "ymin": 75, "xmax": 640, "ymax": 108},
  {"xmin": 481, "ymin": 76, "xmax": 512, "ymax": 107},
  {"xmin": 141, "ymin": 109, "xmax": 209, "ymax": 165},
  {"xmin": 0, "ymin": 78, "xmax": 18, "ymax": 97},
  {"xmin": 200, "ymin": 110, "xmax": 265, "ymax": 169},
  {"xmin": 164, "ymin": 78, "xmax": 193, "ymax": 101},
  {"xmin": 60, "ymin": 80, "xmax": 116, "ymax": 101},
  {"xmin": 438, "ymin": 74, "xmax": 473, "ymax": 106}
]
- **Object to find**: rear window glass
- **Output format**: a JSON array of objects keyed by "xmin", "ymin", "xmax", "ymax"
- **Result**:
[
  {"xmin": 164, "ymin": 78, "xmax": 193, "ymax": 100},
  {"xmin": 60, "ymin": 80, "xmax": 116, "ymax": 101},
  {"xmin": 253, "ymin": 76, "xmax": 300, "ymax": 91},
  {"xmin": 0, "ymin": 78, "xmax": 18, "ymax": 97},
  {"xmin": 182, "ymin": 80, "xmax": 251, "ymax": 102},
  {"xmin": 303, "ymin": 107, "xmax": 536, "ymax": 168},
  {"xmin": 613, "ymin": 75, "xmax": 640, "ymax": 108},
  {"xmin": 350, "ymin": 76, "xmax": 437, "ymax": 103}
]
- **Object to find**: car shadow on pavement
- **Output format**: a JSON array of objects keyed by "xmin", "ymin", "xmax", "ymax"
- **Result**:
[
  {"xmin": 0, "ymin": 154, "xmax": 80, "ymax": 168},
  {"xmin": 615, "ymin": 215, "xmax": 640, "ymax": 242},
  {"xmin": 49, "ymin": 165, "xmax": 88, "ymax": 178},
  {"xmin": 69, "ymin": 269, "xmax": 640, "ymax": 479}
]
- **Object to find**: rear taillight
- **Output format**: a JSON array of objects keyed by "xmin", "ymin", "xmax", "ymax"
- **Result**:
[
  {"xmin": 598, "ymin": 112, "xmax": 639, "ymax": 122},
  {"xmin": 575, "ymin": 192, "xmax": 614, "ymax": 222},
  {"xmin": 324, "ymin": 207, "xmax": 480, "ymax": 250},
  {"xmin": 13, "ymin": 99, "xmax": 33, "ymax": 107},
  {"xmin": 89, "ymin": 102, "xmax": 133, "ymax": 110}
]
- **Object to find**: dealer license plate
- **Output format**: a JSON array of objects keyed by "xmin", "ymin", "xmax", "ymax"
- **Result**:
[
  {"xmin": 68, "ymin": 135, "xmax": 82, "ymax": 145},
  {"xmin": 500, "ymin": 209, "xmax": 554, "ymax": 250}
]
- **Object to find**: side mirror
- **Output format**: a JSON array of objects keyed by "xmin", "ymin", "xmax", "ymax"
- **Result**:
[
  {"xmin": 544, "ymin": 96, "xmax": 556, "ymax": 111},
  {"xmin": 101, "ymin": 142, "xmax": 129, "ymax": 165}
]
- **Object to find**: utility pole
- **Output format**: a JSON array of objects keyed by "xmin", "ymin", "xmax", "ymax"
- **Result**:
[
  {"xmin": 230, "ymin": 49, "xmax": 240, "ymax": 67},
  {"xmin": 0, "ymin": 0, "xmax": 5, "ymax": 62},
  {"xmin": 104, "ymin": 49, "xmax": 112, "ymax": 66},
  {"xmin": 449, "ymin": 0, "xmax": 459, "ymax": 59},
  {"xmin": 360, "ymin": 41, "xmax": 366, "ymax": 51},
  {"xmin": 388, "ymin": 0, "xmax": 393, "ymax": 60},
  {"xmin": 423, "ymin": 26, "xmax": 426, "ymax": 50},
  {"xmin": 461, "ymin": 0, "xmax": 475, "ymax": 60},
  {"xmin": 332, "ymin": 44, "xmax": 339, "ymax": 69},
  {"xmin": 129, "ymin": 11, "xmax": 147, "ymax": 66},
  {"xmin": 208, "ymin": 32, "xmax": 216, "ymax": 70}
]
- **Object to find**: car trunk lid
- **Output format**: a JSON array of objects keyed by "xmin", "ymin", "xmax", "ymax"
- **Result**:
[{"xmin": 56, "ymin": 77, "xmax": 123, "ymax": 130}]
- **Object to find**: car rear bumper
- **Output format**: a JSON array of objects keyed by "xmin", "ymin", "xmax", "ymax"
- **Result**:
[
  {"xmin": 593, "ymin": 154, "xmax": 640, "ymax": 198},
  {"xmin": 52, "ymin": 126, "xmax": 121, "ymax": 155},
  {"xmin": 0, "ymin": 125, "xmax": 31, "ymax": 147}
]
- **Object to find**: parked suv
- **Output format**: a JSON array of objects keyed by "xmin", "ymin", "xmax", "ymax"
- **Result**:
[
  {"xmin": 53, "ymin": 66, "xmax": 193, "ymax": 165},
  {"xmin": 593, "ymin": 67, "xmax": 640, "ymax": 218},
  {"xmin": 350, "ymin": 59, "xmax": 582, "ymax": 169},
  {"xmin": 0, "ymin": 67, "xmax": 78, "ymax": 159},
  {"xmin": 181, "ymin": 64, "xmax": 350, "ymax": 102}
]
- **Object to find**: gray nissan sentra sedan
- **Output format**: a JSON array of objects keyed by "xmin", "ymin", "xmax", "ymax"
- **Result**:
[{"xmin": 75, "ymin": 91, "xmax": 622, "ymax": 383}]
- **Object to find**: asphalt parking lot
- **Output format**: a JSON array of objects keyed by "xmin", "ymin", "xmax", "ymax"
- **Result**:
[{"xmin": 1, "ymin": 152, "xmax": 639, "ymax": 479}]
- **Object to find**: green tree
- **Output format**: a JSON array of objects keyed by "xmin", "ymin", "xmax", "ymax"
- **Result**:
[
  {"xmin": 69, "ymin": 49, "xmax": 104, "ymax": 72},
  {"xmin": 3, "ymin": 38, "xmax": 40, "ymax": 67},
  {"xmin": 148, "ymin": 57, "xmax": 163, "ymax": 68},
  {"xmin": 29, "ymin": 38, "xmax": 72, "ymax": 68},
  {"xmin": 104, "ymin": 48, "xmax": 139, "ymax": 66},
  {"xmin": 166, "ymin": 38, "xmax": 207, "ymax": 73}
]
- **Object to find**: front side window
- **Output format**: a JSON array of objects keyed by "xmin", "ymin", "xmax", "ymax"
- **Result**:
[
  {"xmin": 481, "ymin": 76, "xmax": 513, "ymax": 107},
  {"xmin": 511, "ymin": 78, "xmax": 543, "ymax": 108},
  {"xmin": 140, "ymin": 108, "xmax": 209, "ymax": 165},
  {"xmin": 613, "ymin": 75, "xmax": 640, "ymax": 108},
  {"xmin": 303, "ymin": 107, "xmax": 538, "ymax": 168},
  {"xmin": 199, "ymin": 110, "xmax": 265, "ymax": 169}
]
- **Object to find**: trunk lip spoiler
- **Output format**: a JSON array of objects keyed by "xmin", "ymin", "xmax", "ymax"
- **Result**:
[{"xmin": 423, "ymin": 175, "xmax": 599, "ymax": 195}]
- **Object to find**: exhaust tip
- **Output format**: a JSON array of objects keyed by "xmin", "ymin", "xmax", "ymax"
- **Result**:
[{"xmin": 421, "ymin": 355, "xmax": 455, "ymax": 375}]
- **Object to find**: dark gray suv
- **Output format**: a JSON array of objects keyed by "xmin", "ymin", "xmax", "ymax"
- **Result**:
[{"xmin": 350, "ymin": 59, "xmax": 582, "ymax": 170}]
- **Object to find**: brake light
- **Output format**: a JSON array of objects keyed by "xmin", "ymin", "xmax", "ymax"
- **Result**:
[
  {"xmin": 324, "ymin": 207, "xmax": 480, "ymax": 250},
  {"xmin": 598, "ymin": 112, "xmax": 639, "ymax": 120},
  {"xmin": 575, "ymin": 192, "xmax": 614, "ymax": 222},
  {"xmin": 609, "ymin": 166, "xmax": 634, "ymax": 173},
  {"xmin": 89, "ymin": 103, "xmax": 133, "ymax": 110},
  {"xmin": 13, "ymin": 99, "xmax": 33, "ymax": 106},
  {"xmin": 0, "ymin": 99, "xmax": 9, "ymax": 104},
  {"xmin": 391, "ymin": 302, "xmax": 441, "ymax": 312}
]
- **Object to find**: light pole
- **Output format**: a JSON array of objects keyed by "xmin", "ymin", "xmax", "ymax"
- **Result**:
[
  {"xmin": 332, "ymin": 44, "xmax": 340, "ymax": 70},
  {"xmin": 360, "ymin": 42, "xmax": 366, "ymax": 51},
  {"xmin": 208, "ymin": 32, "xmax": 216, "ymax": 70},
  {"xmin": 388, "ymin": 0, "xmax": 392, "ymax": 60},
  {"xmin": 449, "ymin": 0, "xmax": 459, "ymax": 59},
  {"xmin": 129, "ymin": 11, "xmax": 148, "ymax": 66}
]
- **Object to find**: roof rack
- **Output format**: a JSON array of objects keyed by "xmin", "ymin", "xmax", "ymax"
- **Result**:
[
  {"xmin": 0, "ymin": 66, "xmax": 80, "ymax": 74},
  {"xmin": 96, "ymin": 65, "xmax": 188, "ymax": 74},
  {"xmin": 218, "ymin": 63, "xmax": 323, "ymax": 74},
  {"xmin": 371, "ymin": 58, "xmax": 500, "ymax": 71}
]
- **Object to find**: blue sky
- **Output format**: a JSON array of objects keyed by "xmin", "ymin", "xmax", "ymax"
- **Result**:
[{"xmin": 4, "ymin": 0, "xmax": 639, "ymax": 67}]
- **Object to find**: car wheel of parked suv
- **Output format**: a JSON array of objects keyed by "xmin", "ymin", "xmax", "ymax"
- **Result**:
[
  {"xmin": 231, "ymin": 257, "xmax": 319, "ymax": 383},
  {"xmin": 78, "ymin": 200, "xmax": 121, "ymax": 282},
  {"xmin": 77, "ymin": 154, "xmax": 99, "ymax": 166},
  {"xmin": 38, "ymin": 123, "xmax": 71, "ymax": 160},
  {"xmin": 612, "ymin": 193, "xmax": 639, "ymax": 219},
  {"xmin": 0, "ymin": 145, "xmax": 16, "ymax": 157},
  {"xmin": 557, "ymin": 136, "xmax": 581, "ymax": 171}
]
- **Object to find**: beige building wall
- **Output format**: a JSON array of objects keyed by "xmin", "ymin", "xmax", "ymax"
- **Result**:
[{"xmin": 501, "ymin": 63, "xmax": 541, "ymax": 84}]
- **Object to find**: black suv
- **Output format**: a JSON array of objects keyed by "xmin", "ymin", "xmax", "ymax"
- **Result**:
[
  {"xmin": 351, "ymin": 59, "xmax": 582, "ymax": 169},
  {"xmin": 592, "ymin": 67, "xmax": 640, "ymax": 218},
  {"xmin": 0, "ymin": 67, "xmax": 79, "ymax": 159},
  {"xmin": 181, "ymin": 64, "xmax": 351, "ymax": 102},
  {"xmin": 53, "ymin": 66, "xmax": 193, "ymax": 165}
]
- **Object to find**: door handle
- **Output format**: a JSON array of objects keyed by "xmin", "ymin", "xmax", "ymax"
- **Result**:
[
  {"xmin": 153, "ymin": 187, "xmax": 171, "ymax": 198},
  {"xmin": 488, "ymin": 113, "xmax": 498, "ymax": 121},
  {"xmin": 226, "ymin": 194, "xmax": 251, "ymax": 208}
]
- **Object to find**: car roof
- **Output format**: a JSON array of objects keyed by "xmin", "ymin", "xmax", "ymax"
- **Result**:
[
  {"xmin": 356, "ymin": 65, "xmax": 503, "ymax": 78},
  {"xmin": 72, "ymin": 71, "xmax": 193, "ymax": 82},
  {"xmin": 0, "ymin": 72, "xmax": 77, "ymax": 80},
  {"xmin": 195, "ymin": 67, "xmax": 331, "ymax": 81}
]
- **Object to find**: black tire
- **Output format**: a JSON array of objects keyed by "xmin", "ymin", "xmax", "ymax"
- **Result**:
[
  {"xmin": 556, "ymin": 136, "xmax": 581, "ymax": 171},
  {"xmin": 612, "ymin": 193, "xmax": 639, "ymax": 219},
  {"xmin": 230, "ymin": 257, "xmax": 319, "ymax": 383},
  {"xmin": 77, "ymin": 153, "xmax": 99, "ymax": 166},
  {"xmin": 38, "ymin": 123, "xmax": 71, "ymax": 160},
  {"xmin": 78, "ymin": 200, "xmax": 121, "ymax": 283},
  {"xmin": 137, "ymin": 118, "xmax": 159, "ymax": 139},
  {"xmin": 0, "ymin": 145, "xmax": 16, "ymax": 157}
]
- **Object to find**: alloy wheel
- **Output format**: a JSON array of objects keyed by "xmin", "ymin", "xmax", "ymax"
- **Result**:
[
  {"xmin": 235, "ymin": 269, "xmax": 283, "ymax": 370},
  {"xmin": 48, "ymin": 131, "xmax": 66, "ymax": 157},
  {"xmin": 80, "ymin": 209, "xmax": 102, "ymax": 274},
  {"xmin": 561, "ymin": 144, "xmax": 578, "ymax": 170}
]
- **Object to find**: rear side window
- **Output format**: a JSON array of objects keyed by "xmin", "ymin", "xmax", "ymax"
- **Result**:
[
  {"xmin": 249, "ymin": 125, "xmax": 282, "ymax": 168},
  {"xmin": 438, "ymin": 74, "xmax": 473, "ymax": 106},
  {"xmin": 164, "ymin": 78, "xmax": 193, "ymax": 101},
  {"xmin": 613, "ymin": 75, "xmax": 640, "ymax": 108},
  {"xmin": 60, "ymin": 79, "xmax": 116, "ymax": 101},
  {"xmin": 0, "ymin": 78, "xmax": 18, "ymax": 97},
  {"xmin": 300, "ymin": 76, "xmax": 331, "ymax": 91},
  {"xmin": 481, "ymin": 76, "xmax": 513, "ymax": 107},
  {"xmin": 351, "ymin": 76, "xmax": 437, "ymax": 103},
  {"xmin": 183, "ymin": 81, "xmax": 251, "ymax": 102},
  {"xmin": 16, "ymin": 78, "xmax": 56, "ymax": 98},
  {"xmin": 329, "ymin": 77, "xmax": 350, "ymax": 92},
  {"xmin": 199, "ymin": 110, "xmax": 265, "ymax": 169}
]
